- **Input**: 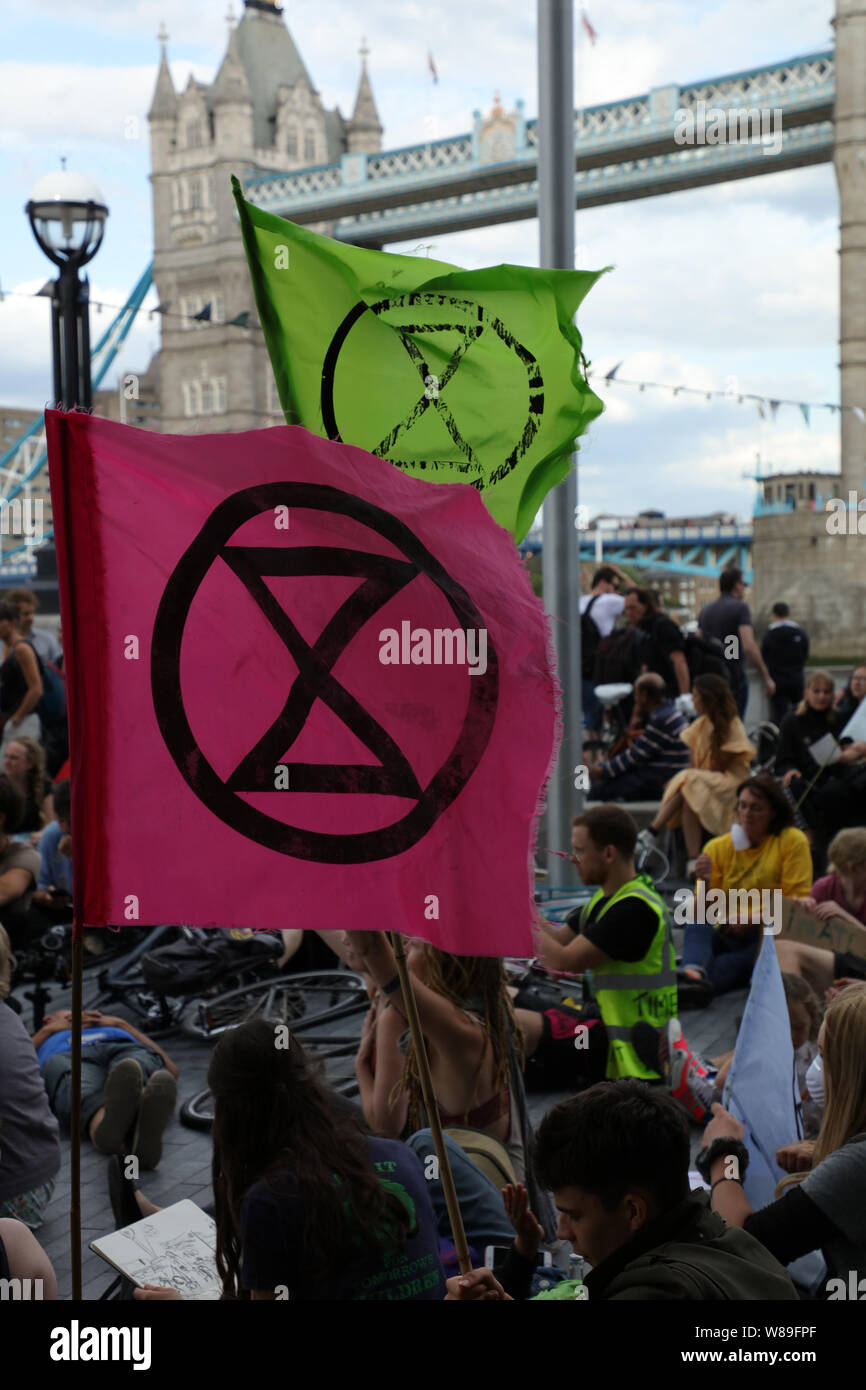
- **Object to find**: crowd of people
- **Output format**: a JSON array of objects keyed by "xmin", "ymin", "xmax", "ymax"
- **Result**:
[{"xmin": 0, "ymin": 570, "xmax": 865, "ymax": 1303}]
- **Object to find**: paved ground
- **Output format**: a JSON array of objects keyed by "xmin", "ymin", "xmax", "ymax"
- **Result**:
[{"xmin": 11, "ymin": 886, "xmax": 747, "ymax": 1300}]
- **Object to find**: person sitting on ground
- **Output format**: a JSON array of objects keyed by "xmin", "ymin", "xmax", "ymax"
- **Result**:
[
  {"xmin": 33, "ymin": 1007, "xmax": 178, "ymax": 1169},
  {"xmin": 680, "ymin": 775, "xmax": 812, "ymax": 995},
  {"xmin": 659, "ymin": 973, "xmax": 823, "ymax": 1134},
  {"xmin": 445, "ymin": 1080, "xmax": 798, "ymax": 1301},
  {"xmin": 345, "ymin": 933, "xmax": 527, "ymax": 1182},
  {"xmin": 135, "ymin": 1020, "xmax": 446, "ymax": 1301},
  {"xmin": 0, "ymin": 925, "xmax": 61, "ymax": 1230},
  {"xmin": 835, "ymin": 663, "xmax": 866, "ymax": 721},
  {"xmin": 636, "ymin": 673, "xmax": 754, "ymax": 878},
  {"xmin": 536, "ymin": 806, "xmax": 677, "ymax": 1082},
  {"xmin": 29, "ymin": 778, "xmax": 72, "ymax": 927},
  {"xmin": 0, "ymin": 1218, "xmax": 57, "ymax": 1299},
  {"xmin": 700, "ymin": 987, "xmax": 866, "ymax": 1287},
  {"xmin": 774, "ymin": 669, "xmax": 866, "ymax": 877},
  {"xmin": 776, "ymin": 826, "xmax": 866, "ymax": 995},
  {"xmin": 586, "ymin": 672, "xmax": 690, "ymax": 803},
  {"xmin": 3, "ymin": 736, "xmax": 52, "ymax": 839},
  {"xmin": 0, "ymin": 774, "xmax": 42, "ymax": 949}
]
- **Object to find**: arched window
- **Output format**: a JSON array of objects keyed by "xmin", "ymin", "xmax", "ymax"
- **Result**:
[
  {"xmin": 287, "ymin": 127, "xmax": 298, "ymax": 157},
  {"xmin": 303, "ymin": 128, "xmax": 316, "ymax": 162},
  {"xmin": 186, "ymin": 120, "xmax": 203, "ymax": 149},
  {"xmin": 189, "ymin": 176, "xmax": 203, "ymax": 210}
]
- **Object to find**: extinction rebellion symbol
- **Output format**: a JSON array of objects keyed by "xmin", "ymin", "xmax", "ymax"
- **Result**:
[
  {"xmin": 320, "ymin": 293, "xmax": 545, "ymax": 488},
  {"xmin": 151, "ymin": 482, "xmax": 499, "ymax": 864}
]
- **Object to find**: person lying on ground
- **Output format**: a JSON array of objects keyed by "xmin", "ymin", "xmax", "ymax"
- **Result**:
[
  {"xmin": 679, "ymin": 775, "xmax": 812, "ymax": 995},
  {"xmin": 445, "ymin": 1080, "xmax": 798, "ymax": 1301},
  {"xmin": 536, "ymin": 805, "xmax": 676, "ymax": 1082},
  {"xmin": 776, "ymin": 826, "xmax": 866, "ymax": 995},
  {"xmin": 134, "ymin": 1021, "xmax": 446, "ymax": 1301},
  {"xmin": 32, "ymin": 1007, "xmax": 178, "ymax": 1169},
  {"xmin": 701, "ymin": 986, "xmax": 866, "ymax": 1287}
]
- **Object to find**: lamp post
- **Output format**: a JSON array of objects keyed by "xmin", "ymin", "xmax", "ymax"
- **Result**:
[
  {"xmin": 538, "ymin": 0, "xmax": 581, "ymax": 886},
  {"xmin": 26, "ymin": 167, "xmax": 109, "ymax": 409}
]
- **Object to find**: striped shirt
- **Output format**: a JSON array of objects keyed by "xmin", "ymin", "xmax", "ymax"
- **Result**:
[{"xmin": 604, "ymin": 700, "xmax": 691, "ymax": 780}]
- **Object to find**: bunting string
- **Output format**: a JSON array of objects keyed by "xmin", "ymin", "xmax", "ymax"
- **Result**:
[{"xmin": 593, "ymin": 364, "xmax": 866, "ymax": 425}]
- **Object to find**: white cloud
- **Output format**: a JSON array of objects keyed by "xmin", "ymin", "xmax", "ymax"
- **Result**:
[
  {"xmin": 0, "ymin": 277, "xmax": 160, "ymax": 411},
  {"xmin": 1, "ymin": 0, "xmax": 846, "ymax": 519},
  {"xmin": 0, "ymin": 60, "xmax": 212, "ymax": 151}
]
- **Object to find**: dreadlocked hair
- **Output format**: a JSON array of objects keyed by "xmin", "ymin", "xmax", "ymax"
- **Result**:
[
  {"xmin": 209, "ymin": 1018, "xmax": 415, "ymax": 1299},
  {"xmin": 390, "ymin": 947, "xmax": 523, "ymax": 1134}
]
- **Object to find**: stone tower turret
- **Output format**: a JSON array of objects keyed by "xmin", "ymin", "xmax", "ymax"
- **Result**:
[
  {"xmin": 146, "ymin": 0, "xmax": 385, "ymax": 437},
  {"xmin": 347, "ymin": 39, "xmax": 384, "ymax": 154},
  {"xmin": 211, "ymin": 19, "xmax": 254, "ymax": 154},
  {"xmin": 833, "ymin": 0, "xmax": 866, "ymax": 497}
]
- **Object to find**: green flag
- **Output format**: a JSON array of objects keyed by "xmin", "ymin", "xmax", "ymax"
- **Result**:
[{"xmin": 233, "ymin": 176, "xmax": 607, "ymax": 541}]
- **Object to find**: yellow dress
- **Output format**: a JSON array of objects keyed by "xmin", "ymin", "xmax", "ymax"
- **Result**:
[{"xmin": 659, "ymin": 715, "xmax": 755, "ymax": 837}]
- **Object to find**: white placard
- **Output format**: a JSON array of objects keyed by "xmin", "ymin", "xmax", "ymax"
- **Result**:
[{"xmin": 840, "ymin": 697, "xmax": 866, "ymax": 744}]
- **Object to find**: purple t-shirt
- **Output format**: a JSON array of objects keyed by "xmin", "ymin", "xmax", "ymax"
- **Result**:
[
  {"xmin": 240, "ymin": 1137, "xmax": 446, "ymax": 1300},
  {"xmin": 812, "ymin": 874, "xmax": 866, "ymax": 925}
]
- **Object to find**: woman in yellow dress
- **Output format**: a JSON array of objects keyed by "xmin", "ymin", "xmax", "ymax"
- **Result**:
[{"xmin": 638, "ymin": 673, "xmax": 755, "ymax": 876}]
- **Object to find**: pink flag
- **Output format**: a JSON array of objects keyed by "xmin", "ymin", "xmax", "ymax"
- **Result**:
[
  {"xmin": 580, "ymin": 10, "xmax": 598, "ymax": 44},
  {"xmin": 47, "ymin": 412, "xmax": 559, "ymax": 957}
]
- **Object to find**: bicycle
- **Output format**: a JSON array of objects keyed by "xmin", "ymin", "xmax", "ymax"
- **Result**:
[
  {"xmin": 178, "ymin": 968, "xmax": 369, "ymax": 1130},
  {"xmin": 83, "ymin": 926, "xmax": 284, "ymax": 1039}
]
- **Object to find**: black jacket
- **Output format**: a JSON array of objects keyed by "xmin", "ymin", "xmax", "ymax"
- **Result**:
[
  {"xmin": 774, "ymin": 707, "xmax": 847, "ymax": 781},
  {"xmin": 761, "ymin": 621, "xmax": 809, "ymax": 685}
]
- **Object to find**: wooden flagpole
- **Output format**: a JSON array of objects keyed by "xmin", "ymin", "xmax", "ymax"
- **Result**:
[
  {"xmin": 389, "ymin": 932, "xmax": 473, "ymax": 1276},
  {"xmin": 70, "ymin": 924, "xmax": 83, "ymax": 1300}
]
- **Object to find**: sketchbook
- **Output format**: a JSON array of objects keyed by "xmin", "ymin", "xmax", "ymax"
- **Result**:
[{"xmin": 90, "ymin": 1199, "xmax": 221, "ymax": 1299}]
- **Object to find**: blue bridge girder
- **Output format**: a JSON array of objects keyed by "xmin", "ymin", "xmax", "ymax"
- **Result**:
[
  {"xmin": 519, "ymin": 524, "xmax": 754, "ymax": 583},
  {"xmin": 243, "ymin": 50, "xmax": 834, "ymax": 243}
]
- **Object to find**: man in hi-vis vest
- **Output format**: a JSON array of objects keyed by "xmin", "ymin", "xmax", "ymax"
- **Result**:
[{"xmin": 536, "ymin": 805, "xmax": 676, "ymax": 1080}]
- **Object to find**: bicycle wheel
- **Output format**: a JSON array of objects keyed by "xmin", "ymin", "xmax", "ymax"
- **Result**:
[
  {"xmin": 180, "ymin": 969, "xmax": 368, "ymax": 1043},
  {"xmin": 179, "ymin": 1088, "xmax": 214, "ymax": 1131},
  {"xmin": 178, "ymin": 1071, "xmax": 360, "ymax": 1133}
]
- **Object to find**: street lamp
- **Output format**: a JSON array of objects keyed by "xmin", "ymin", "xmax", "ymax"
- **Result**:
[{"xmin": 26, "ymin": 167, "xmax": 109, "ymax": 410}]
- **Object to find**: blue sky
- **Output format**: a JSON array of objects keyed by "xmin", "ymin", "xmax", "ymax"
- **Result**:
[{"xmin": 0, "ymin": 0, "xmax": 843, "ymax": 519}]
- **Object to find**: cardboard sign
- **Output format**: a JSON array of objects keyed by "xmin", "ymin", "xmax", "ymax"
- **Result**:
[{"xmin": 777, "ymin": 897, "xmax": 866, "ymax": 962}]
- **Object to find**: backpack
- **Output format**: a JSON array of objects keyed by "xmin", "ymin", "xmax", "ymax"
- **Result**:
[
  {"xmin": 14, "ymin": 641, "xmax": 67, "ymax": 727},
  {"xmin": 683, "ymin": 632, "xmax": 738, "ymax": 695},
  {"xmin": 592, "ymin": 624, "xmax": 645, "ymax": 686},
  {"xmin": 140, "ymin": 929, "xmax": 281, "ymax": 996},
  {"xmin": 580, "ymin": 594, "xmax": 603, "ymax": 679}
]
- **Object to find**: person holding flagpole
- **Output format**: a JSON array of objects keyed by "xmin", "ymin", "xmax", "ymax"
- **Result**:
[{"xmin": 341, "ymin": 931, "xmax": 526, "ymax": 1177}]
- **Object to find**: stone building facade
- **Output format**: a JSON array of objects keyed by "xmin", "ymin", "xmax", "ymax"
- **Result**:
[{"xmin": 147, "ymin": 0, "xmax": 383, "ymax": 436}]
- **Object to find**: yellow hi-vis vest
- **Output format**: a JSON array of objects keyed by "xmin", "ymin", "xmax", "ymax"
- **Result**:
[{"xmin": 579, "ymin": 874, "xmax": 677, "ymax": 1080}]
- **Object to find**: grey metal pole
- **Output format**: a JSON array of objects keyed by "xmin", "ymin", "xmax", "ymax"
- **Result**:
[{"xmin": 538, "ymin": 0, "xmax": 581, "ymax": 887}]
